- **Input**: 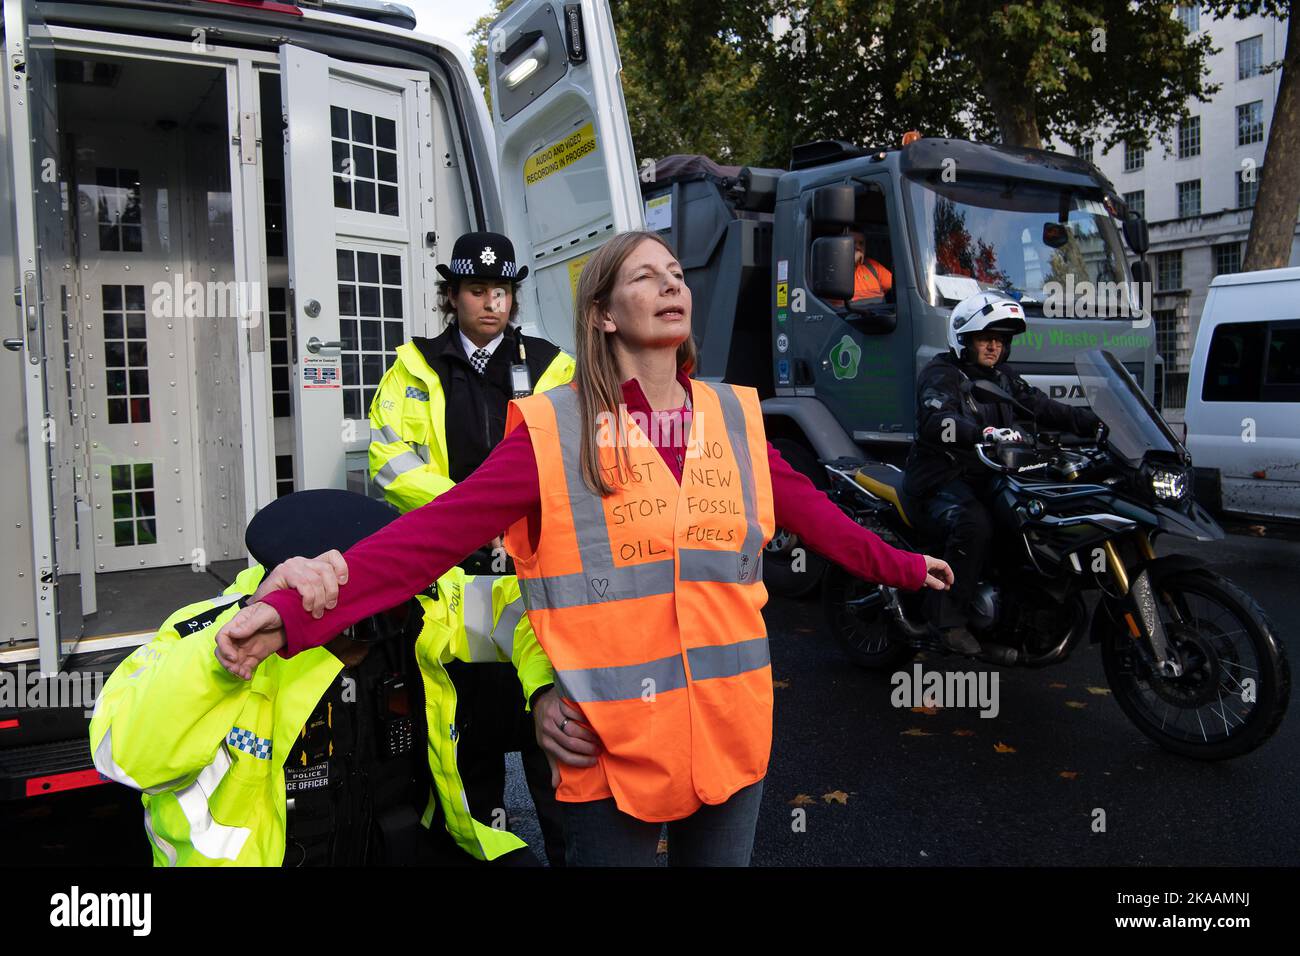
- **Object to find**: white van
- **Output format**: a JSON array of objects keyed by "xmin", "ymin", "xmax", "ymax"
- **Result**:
[
  {"xmin": 1, "ymin": 0, "xmax": 640, "ymax": 796},
  {"xmin": 1184, "ymin": 267, "xmax": 1300, "ymax": 521}
]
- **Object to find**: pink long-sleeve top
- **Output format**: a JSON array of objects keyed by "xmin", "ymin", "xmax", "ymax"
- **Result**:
[{"xmin": 262, "ymin": 372, "xmax": 928, "ymax": 656}]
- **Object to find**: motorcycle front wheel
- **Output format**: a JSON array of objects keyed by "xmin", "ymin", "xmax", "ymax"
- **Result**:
[
  {"xmin": 1101, "ymin": 569, "xmax": 1291, "ymax": 760},
  {"xmin": 822, "ymin": 564, "xmax": 916, "ymax": 670}
]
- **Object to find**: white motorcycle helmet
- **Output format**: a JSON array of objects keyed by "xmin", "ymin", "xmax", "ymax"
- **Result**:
[{"xmin": 947, "ymin": 291, "xmax": 1027, "ymax": 364}]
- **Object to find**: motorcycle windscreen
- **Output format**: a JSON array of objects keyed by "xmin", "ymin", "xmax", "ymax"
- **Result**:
[{"xmin": 1076, "ymin": 349, "xmax": 1184, "ymax": 466}]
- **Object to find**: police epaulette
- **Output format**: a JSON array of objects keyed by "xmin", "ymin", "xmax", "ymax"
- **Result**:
[{"xmin": 174, "ymin": 592, "xmax": 252, "ymax": 637}]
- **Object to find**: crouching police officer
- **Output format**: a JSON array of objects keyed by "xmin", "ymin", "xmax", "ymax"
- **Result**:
[
  {"xmin": 367, "ymin": 231, "xmax": 572, "ymax": 866},
  {"xmin": 89, "ymin": 490, "xmax": 538, "ymax": 866}
]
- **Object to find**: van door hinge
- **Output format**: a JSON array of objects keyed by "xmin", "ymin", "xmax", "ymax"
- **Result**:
[{"xmin": 235, "ymin": 111, "xmax": 259, "ymax": 165}]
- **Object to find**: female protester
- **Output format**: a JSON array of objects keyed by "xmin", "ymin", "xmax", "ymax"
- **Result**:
[{"xmin": 216, "ymin": 230, "xmax": 953, "ymax": 866}]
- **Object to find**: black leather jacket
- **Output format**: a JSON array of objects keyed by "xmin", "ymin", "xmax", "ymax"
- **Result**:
[{"xmin": 902, "ymin": 351, "xmax": 1100, "ymax": 498}]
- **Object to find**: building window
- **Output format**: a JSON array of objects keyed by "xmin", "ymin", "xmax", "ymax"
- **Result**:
[
  {"xmin": 110, "ymin": 462, "xmax": 157, "ymax": 547},
  {"xmin": 275, "ymin": 454, "xmax": 295, "ymax": 499},
  {"xmin": 1123, "ymin": 190, "xmax": 1145, "ymax": 219},
  {"xmin": 1075, "ymin": 140, "xmax": 1093, "ymax": 164},
  {"xmin": 1156, "ymin": 251, "xmax": 1183, "ymax": 292},
  {"xmin": 1176, "ymin": 5, "xmax": 1199, "ymax": 33},
  {"xmin": 1238, "ymin": 35, "xmax": 1263, "ymax": 80},
  {"xmin": 1237, "ymin": 167, "xmax": 1261, "ymax": 207},
  {"xmin": 268, "ymin": 287, "xmax": 292, "ymax": 419},
  {"xmin": 1176, "ymin": 179, "xmax": 1201, "ymax": 218},
  {"xmin": 1153, "ymin": 309, "xmax": 1179, "ymax": 365},
  {"xmin": 1237, "ymin": 101, "xmax": 1264, "ymax": 145},
  {"xmin": 1214, "ymin": 242, "xmax": 1243, "ymax": 276},
  {"xmin": 337, "ymin": 248, "xmax": 405, "ymax": 420},
  {"xmin": 332, "ymin": 106, "xmax": 400, "ymax": 217},
  {"xmin": 94, "ymin": 167, "xmax": 142, "ymax": 253},
  {"xmin": 1177, "ymin": 116, "xmax": 1200, "ymax": 158},
  {"xmin": 1123, "ymin": 142, "xmax": 1145, "ymax": 172},
  {"xmin": 103, "ymin": 285, "xmax": 150, "ymax": 424}
]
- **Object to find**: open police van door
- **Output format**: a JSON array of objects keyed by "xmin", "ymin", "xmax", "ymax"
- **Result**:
[
  {"xmin": 3, "ymin": 0, "xmax": 82, "ymax": 672},
  {"xmin": 486, "ymin": 0, "xmax": 641, "ymax": 351},
  {"xmin": 279, "ymin": 45, "xmax": 436, "ymax": 490}
]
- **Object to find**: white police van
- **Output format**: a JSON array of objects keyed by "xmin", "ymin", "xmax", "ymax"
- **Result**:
[
  {"xmin": 0, "ymin": 0, "xmax": 639, "ymax": 797},
  {"xmin": 1184, "ymin": 267, "xmax": 1300, "ymax": 521}
]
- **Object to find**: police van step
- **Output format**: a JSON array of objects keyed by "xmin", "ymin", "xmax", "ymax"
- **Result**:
[{"xmin": 0, "ymin": 737, "xmax": 101, "ymax": 801}]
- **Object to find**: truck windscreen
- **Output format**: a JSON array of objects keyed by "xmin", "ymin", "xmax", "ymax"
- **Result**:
[{"xmin": 903, "ymin": 175, "xmax": 1135, "ymax": 319}]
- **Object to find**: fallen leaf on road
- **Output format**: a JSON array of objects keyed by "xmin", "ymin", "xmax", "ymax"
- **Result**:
[
  {"xmin": 1048, "ymin": 682, "xmax": 1067, "ymax": 689},
  {"xmin": 1059, "ymin": 771, "xmax": 1079, "ymax": 779},
  {"xmin": 1248, "ymin": 524, "xmax": 1267, "ymax": 537},
  {"xmin": 953, "ymin": 729, "xmax": 975, "ymax": 737},
  {"xmin": 789, "ymin": 794, "xmax": 816, "ymax": 807},
  {"xmin": 911, "ymin": 705, "xmax": 940, "ymax": 715},
  {"xmin": 1085, "ymin": 686, "xmax": 1111, "ymax": 696},
  {"xmin": 994, "ymin": 742, "xmax": 1017, "ymax": 753},
  {"xmin": 901, "ymin": 727, "xmax": 935, "ymax": 737},
  {"xmin": 772, "ymin": 679, "xmax": 790, "ymax": 689},
  {"xmin": 823, "ymin": 790, "xmax": 849, "ymax": 805},
  {"xmin": 1065, "ymin": 701, "xmax": 1087, "ymax": 709}
]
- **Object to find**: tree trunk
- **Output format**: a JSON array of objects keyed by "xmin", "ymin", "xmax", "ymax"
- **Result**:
[
  {"xmin": 981, "ymin": 70, "xmax": 1042, "ymax": 148},
  {"xmin": 1243, "ymin": 9, "xmax": 1300, "ymax": 272}
]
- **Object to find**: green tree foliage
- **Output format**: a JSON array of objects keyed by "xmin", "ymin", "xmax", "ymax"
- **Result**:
[{"xmin": 471, "ymin": 1, "xmax": 1221, "ymax": 167}]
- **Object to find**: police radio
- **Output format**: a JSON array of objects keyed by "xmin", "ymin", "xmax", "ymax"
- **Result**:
[
  {"xmin": 377, "ymin": 673, "xmax": 415, "ymax": 758},
  {"xmin": 510, "ymin": 327, "xmax": 533, "ymax": 398}
]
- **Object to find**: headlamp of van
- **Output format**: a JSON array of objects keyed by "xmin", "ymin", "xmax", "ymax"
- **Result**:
[{"xmin": 1150, "ymin": 468, "xmax": 1188, "ymax": 501}]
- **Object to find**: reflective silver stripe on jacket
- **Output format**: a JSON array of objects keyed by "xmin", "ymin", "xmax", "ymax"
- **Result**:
[{"xmin": 553, "ymin": 636, "xmax": 770, "ymax": 703}]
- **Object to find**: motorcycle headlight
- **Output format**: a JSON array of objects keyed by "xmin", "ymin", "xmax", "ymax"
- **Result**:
[{"xmin": 1150, "ymin": 468, "xmax": 1188, "ymax": 501}]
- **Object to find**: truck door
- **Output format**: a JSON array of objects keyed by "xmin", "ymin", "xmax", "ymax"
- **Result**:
[
  {"xmin": 279, "ymin": 47, "xmax": 434, "ymax": 490},
  {"xmin": 3, "ymin": 0, "xmax": 81, "ymax": 670},
  {"xmin": 487, "ymin": 0, "xmax": 642, "ymax": 352}
]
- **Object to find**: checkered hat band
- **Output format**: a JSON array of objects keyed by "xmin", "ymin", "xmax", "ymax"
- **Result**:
[{"xmin": 449, "ymin": 258, "xmax": 519, "ymax": 277}]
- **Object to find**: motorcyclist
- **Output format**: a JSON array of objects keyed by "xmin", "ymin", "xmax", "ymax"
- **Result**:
[{"xmin": 902, "ymin": 291, "xmax": 1101, "ymax": 656}]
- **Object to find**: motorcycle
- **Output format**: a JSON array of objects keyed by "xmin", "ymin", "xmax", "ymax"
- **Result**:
[{"xmin": 821, "ymin": 349, "xmax": 1290, "ymax": 760}]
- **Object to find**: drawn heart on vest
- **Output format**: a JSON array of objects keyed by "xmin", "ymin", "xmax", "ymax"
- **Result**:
[{"xmin": 590, "ymin": 578, "xmax": 610, "ymax": 598}]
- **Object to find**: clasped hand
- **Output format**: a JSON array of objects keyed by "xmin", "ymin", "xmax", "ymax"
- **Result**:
[{"xmin": 214, "ymin": 550, "xmax": 348, "ymax": 680}]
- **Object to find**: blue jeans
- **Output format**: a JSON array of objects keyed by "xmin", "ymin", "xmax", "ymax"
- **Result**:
[{"xmin": 561, "ymin": 779, "xmax": 764, "ymax": 867}]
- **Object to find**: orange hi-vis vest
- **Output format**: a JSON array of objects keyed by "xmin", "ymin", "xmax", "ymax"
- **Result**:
[{"xmin": 504, "ymin": 379, "xmax": 776, "ymax": 822}]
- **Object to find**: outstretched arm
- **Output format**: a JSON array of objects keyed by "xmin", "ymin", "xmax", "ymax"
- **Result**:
[
  {"xmin": 217, "ymin": 426, "xmax": 542, "ymax": 675},
  {"xmin": 768, "ymin": 443, "xmax": 952, "ymax": 592}
]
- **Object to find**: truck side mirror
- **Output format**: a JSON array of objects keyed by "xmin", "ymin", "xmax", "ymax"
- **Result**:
[
  {"xmin": 1122, "ymin": 216, "xmax": 1149, "ymax": 256},
  {"xmin": 810, "ymin": 235, "xmax": 856, "ymax": 301},
  {"xmin": 1130, "ymin": 259, "xmax": 1152, "ymax": 311},
  {"xmin": 811, "ymin": 184, "xmax": 855, "ymax": 227}
]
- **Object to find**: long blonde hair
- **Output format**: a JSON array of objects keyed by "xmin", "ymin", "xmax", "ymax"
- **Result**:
[{"xmin": 573, "ymin": 230, "xmax": 697, "ymax": 496}]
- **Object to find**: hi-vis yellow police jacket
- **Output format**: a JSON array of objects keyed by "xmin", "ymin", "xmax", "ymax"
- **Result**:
[
  {"xmin": 90, "ymin": 565, "xmax": 534, "ymax": 865},
  {"xmin": 367, "ymin": 338, "xmax": 573, "ymax": 709}
]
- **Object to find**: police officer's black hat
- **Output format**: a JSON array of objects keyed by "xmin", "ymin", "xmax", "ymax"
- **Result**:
[
  {"xmin": 245, "ymin": 490, "xmax": 399, "ymax": 571},
  {"xmin": 434, "ymin": 230, "xmax": 529, "ymax": 283}
]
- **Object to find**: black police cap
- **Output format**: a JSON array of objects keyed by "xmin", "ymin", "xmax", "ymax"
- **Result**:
[{"xmin": 245, "ymin": 490, "xmax": 399, "ymax": 571}]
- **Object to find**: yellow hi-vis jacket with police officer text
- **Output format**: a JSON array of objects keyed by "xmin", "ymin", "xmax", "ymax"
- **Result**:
[
  {"xmin": 89, "ymin": 564, "xmax": 533, "ymax": 864},
  {"xmin": 367, "ymin": 337, "xmax": 573, "ymax": 711}
]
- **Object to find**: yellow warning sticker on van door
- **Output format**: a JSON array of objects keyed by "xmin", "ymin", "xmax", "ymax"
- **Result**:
[
  {"xmin": 568, "ymin": 253, "xmax": 593, "ymax": 301},
  {"xmin": 776, "ymin": 282, "xmax": 788, "ymax": 308},
  {"xmin": 524, "ymin": 122, "xmax": 598, "ymax": 187}
]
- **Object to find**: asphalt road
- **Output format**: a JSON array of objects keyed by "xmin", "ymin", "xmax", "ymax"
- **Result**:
[
  {"xmin": 5, "ymin": 527, "xmax": 1296, "ymax": 867},
  {"xmin": 745, "ymin": 526, "xmax": 1299, "ymax": 866}
]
